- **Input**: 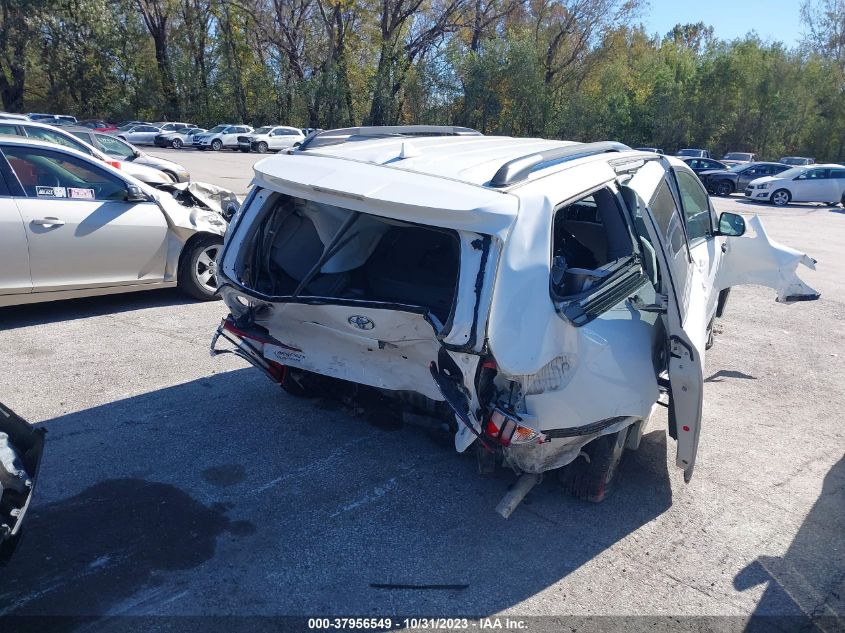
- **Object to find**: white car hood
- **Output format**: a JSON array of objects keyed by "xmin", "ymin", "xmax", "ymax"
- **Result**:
[{"xmin": 748, "ymin": 175, "xmax": 781, "ymax": 186}]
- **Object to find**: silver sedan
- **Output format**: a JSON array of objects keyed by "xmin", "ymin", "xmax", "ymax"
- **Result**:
[{"xmin": 0, "ymin": 136, "xmax": 227, "ymax": 307}]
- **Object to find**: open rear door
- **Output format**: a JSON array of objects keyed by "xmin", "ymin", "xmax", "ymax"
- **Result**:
[{"xmin": 621, "ymin": 160, "xmax": 708, "ymax": 482}]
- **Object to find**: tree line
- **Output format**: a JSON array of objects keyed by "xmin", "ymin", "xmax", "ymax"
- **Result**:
[{"xmin": 1, "ymin": 0, "xmax": 844, "ymax": 160}]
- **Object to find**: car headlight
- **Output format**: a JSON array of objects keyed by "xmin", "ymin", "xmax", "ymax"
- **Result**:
[{"xmin": 757, "ymin": 183, "xmax": 771, "ymax": 189}]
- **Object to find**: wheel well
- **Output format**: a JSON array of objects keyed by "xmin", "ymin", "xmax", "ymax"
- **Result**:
[{"xmin": 178, "ymin": 232, "xmax": 223, "ymax": 273}]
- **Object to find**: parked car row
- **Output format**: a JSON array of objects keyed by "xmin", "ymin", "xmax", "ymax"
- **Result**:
[
  {"xmin": 635, "ymin": 146, "xmax": 817, "ymax": 166},
  {"xmin": 0, "ymin": 117, "xmax": 187, "ymax": 187}
]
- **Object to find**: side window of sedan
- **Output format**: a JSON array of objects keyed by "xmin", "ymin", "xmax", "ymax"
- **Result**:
[
  {"xmin": 23, "ymin": 126, "xmax": 93, "ymax": 156},
  {"xmin": 675, "ymin": 170, "xmax": 713, "ymax": 243},
  {"xmin": 0, "ymin": 123, "xmax": 19, "ymax": 136},
  {"xmin": 801, "ymin": 169, "xmax": 829, "ymax": 180},
  {"xmin": 2, "ymin": 146, "xmax": 128, "ymax": 201}
]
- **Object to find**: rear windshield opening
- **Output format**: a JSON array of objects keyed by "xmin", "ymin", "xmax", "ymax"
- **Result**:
[
  {"xmin": 551, "ymin": 187, "xmax": 635, "ymax": 297},
  {"xmin": 236, "ymin": 194, "xmax": 460, "ymax": 324}
]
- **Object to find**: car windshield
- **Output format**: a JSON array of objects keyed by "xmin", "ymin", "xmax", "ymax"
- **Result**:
[
  {"xmin": 781, "ymin": 157, "xmax": 809, "ymax": 165},
  {"xmin": 117, "ymin": 124, "xmax": 135, "ymax": 131},
  {"xmin": 677, "ymin": 149, "xmax": 701, "ymax": 157},
  {"xmin": 208, "ymin": 126, "xmax": 227, "ymax": 133},
  {"xmin": 724, "ymin": 153, "xmax": 752, "ymax": 161},
  {"xmin": 777, "ymin": 167, "xmax": 807, "ymax": 179},
  {"xmin": 254, "ymin": 127, "xmax": 273, "ymax": 134}
]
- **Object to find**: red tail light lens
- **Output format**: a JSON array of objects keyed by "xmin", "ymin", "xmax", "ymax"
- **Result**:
[
  {"xmin": 484, "ymin": 408, "xmax": 544, "ymax": 447},
  {"xmin": 106, "ymin": 160, "xmax": 122, "ymax": 169}
]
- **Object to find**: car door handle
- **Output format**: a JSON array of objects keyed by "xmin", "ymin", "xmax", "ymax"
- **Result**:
[
  {"xmin": 721, "ymin": 243, "xmax": 728, "ymax": 253},
  {"xmin": 32, "ymin": 217, "xmax": 65, "ymax": 227}
]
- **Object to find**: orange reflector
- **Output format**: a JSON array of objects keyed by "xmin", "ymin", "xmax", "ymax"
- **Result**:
[{"xmin": 107, "ymin": 160, "xmax": 122, "ymax": 169}]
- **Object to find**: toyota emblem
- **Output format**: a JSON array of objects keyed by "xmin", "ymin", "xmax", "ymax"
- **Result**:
[{"xmin": 348, "ymin": 315, "xmax": 374, "ymax": 330}]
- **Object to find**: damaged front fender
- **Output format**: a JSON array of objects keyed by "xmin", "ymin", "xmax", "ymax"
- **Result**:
[{"xmin": 717, "ymin": 215, "xmax": 820, "ymax": 303}]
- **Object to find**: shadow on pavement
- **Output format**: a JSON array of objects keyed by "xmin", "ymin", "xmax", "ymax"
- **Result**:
[
  {"xmin": 0, "ymin": 368, "xmax": 673, "ymax": 620},
  {"xmin": 0, "ymin": 289, "xmax": 197, "ymax": 330},
  {"xmin": 734, "ymin": 456, "xmax": 844, "ymax": 632}
]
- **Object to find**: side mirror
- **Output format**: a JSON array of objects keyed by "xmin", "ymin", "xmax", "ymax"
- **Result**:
[
  {"xmin": 133, "ymin": 149, "xmax": 141, "ymax": 158},
  {"xmin": 717, "ymin": 212, "xmax": 745, "ymax": 237},
  {"xmin": 125, "ymin": 184, "xmax": 149, "ymax": 203}
]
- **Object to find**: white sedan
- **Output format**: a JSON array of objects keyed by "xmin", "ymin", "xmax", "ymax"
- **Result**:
[
  {"xmin": 0, "ymin": 136, "xmax": 227, "ymax": 306},
  {"xmin": 746, "ymin": 164, "xmax": 845, "ymax": 206}
]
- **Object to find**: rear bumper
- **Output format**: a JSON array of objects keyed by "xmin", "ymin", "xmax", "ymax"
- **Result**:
[
  {"xmin": 0, "ymin": 402, "xmax": 45, "ymax": 564},
  {"xmin": 210, "ymin": 317, "xmax": 287, "ymax": 384}
]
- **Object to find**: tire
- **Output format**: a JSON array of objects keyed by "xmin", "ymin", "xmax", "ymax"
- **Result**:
[
  {"xmin": 256, "ymin": 141, "xmax": 269, "ymax": 154},
  {"xmin": 171, "ymin": 138, "xmax": 183, "ymax": 149},
  {"xmin": 841, "ymin": 194, "xmax": 845, "ymax": 207},
  {"xmin": 239, "ymin": 147, "xmax": 250, "ymax": 153},
  {"xmin": 558, "ymin": 427, "xmax": 629, "ymax": 503},
  {"xmin": 715, "ymin": 180, "xmax": 734, "ymax": 197},
  {"xmin": 177, "ymin": 235, "xmax": 224, "ymax": 300},
  {"xmin": 771, "ymin": 189, "xmax": 791, "ymax": 207},
  {"xmin": 211, "ymin": 139, "xmax": 223, "ymax": 151}
]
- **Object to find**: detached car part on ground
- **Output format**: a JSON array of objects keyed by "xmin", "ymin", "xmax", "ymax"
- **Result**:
[
  {"xmin": 211, "ymin": 127, "xmax": 819, "ymax": 517},
  {"xmin": 0, "ymin": 136, "xmax": 236, "ymax": 307},
  {"xmin": 0, "ymin": 402, "xmax": 44, "ymax": 563}
]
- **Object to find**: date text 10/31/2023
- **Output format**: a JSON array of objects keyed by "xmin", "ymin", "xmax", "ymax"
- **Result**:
[{"xmin": 307, "ymin": 617, "xmax": 529, "ymax": 630}]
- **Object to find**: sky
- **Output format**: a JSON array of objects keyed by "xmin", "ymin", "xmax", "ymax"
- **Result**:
[{"xmin": 642, "ymin": 0, "xmax": 806, "ymax": 47}]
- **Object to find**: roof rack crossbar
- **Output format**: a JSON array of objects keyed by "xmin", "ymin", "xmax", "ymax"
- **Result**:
[
  {"xmin": 489, "ymin": 141, "xmax": 632, "ymax": 188},
  {"xmin": 298, "ymin": 125, "xmax": 482, "ymax": 150}
]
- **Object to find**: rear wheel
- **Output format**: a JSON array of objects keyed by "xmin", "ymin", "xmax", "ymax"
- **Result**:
[
  {"xmin": 256, "ymin": 141, "xmax": 269, "ymax": 153},
  {"xmin": 715, "ymin": 180, "xmax": 734, "ymax": 197},
  {"xmin": 178, "ymin": 235, "xmax": 224, "ymax": 300},
  {"xmin": 771, "ymin": 189, "xmax": 791, "ymax": 207},
  {"xmin": 558, "ymin": 427, "xmax": 629, "ymax": 502},
  {"xmin": 171, "ymin": 138, "xmax": 183, "ymax": 149},
  {"xmin": 211, "ymin": 139, "xmax": 223, "ymax": 151}
]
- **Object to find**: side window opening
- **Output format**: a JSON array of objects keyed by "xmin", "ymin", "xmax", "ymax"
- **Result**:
[
  {"xmin": 675, "ymin": 170, "xmax": 713, "ymax": 243},
  {"xmin": 2, "ymin": 146, "xmax": 127, "ymax": 201},
  {"xmin": 551, "ymin": 187, "xmax": 636, "ymax": 296}
]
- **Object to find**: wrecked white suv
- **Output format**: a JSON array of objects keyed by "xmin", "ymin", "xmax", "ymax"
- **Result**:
[{"xmin": 211, "ymin": 127, "xmax": 819, "ymax": 515}]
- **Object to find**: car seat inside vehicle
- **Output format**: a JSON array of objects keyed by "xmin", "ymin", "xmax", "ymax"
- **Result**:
[
  {"xmin": 552, "ymin": 187, "xmax": 635, "ymax": 295},
  {"xmin": 244, "ymin": 195, "xmax": 461, "ymax": 324}
]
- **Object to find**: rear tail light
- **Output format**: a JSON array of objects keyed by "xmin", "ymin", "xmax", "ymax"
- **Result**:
[
  {"xmin": 106, "ymin": 160, "xmax": 122, "ymax": 169},
  {"xmin": 484, "ymin": 408, "xmax": 545, "ymax": 447}
]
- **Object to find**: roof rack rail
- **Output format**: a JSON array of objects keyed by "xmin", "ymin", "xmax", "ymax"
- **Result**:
[
  {"xmin": 297, "ymin": 125, "xmax": 482, "ymax": 150},
  {"xmin": 489, "ymin": 141, "xmax": 631, "ymax": 188}
]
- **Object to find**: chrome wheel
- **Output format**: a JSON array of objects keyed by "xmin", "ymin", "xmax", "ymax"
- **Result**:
[
  {"xmin": 771, "ymin": 189, "xmax": 790, "ymax": 206},
  {"xmin": 716, "ymin": 181, "xmax": 733, "ymax": 196},
  {"xmin": 172, "ymin": 138, "xmax": 183, "ymax": 149},
  {"xmin": 194, "ymin": 244, "xmax": 220, "ymax": 293}
]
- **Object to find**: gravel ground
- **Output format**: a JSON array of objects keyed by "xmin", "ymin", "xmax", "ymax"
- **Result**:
[{"xmin": 0, "ymin": 149, "xmax": 842, "ymax": 630}]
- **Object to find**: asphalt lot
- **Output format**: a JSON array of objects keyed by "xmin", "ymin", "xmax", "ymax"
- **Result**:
[{"xmin": 0, "ymin": 148, "xmax": 843, "ymax": 629}]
